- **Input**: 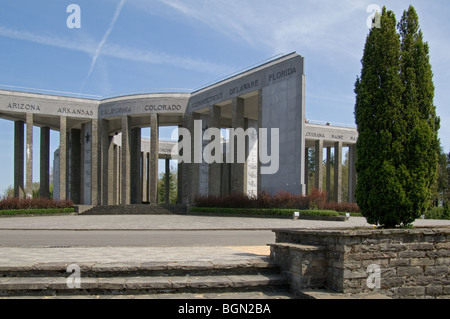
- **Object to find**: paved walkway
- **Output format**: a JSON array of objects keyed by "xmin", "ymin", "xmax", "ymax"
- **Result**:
[
  {"xmin": 0, "ymin": 215, "xmax": 448, "ymax": 299},
  {"xmin": 0, "ymin": 215, "xmax": 448, "ymax": 269},
  {"xmin": 2, "ymin": 214, "xmax": 449, "ymax": 231},
  {"xmin": 0, "ymin": 214, "xmax": 370, "ymax": 230},
  {"xmin": 0, "ymin": 215, "xmax": 358, "ymax": 268},
  {"xmin": 0, "ymin": 246, "xmax": 273, "ymax": 267}
]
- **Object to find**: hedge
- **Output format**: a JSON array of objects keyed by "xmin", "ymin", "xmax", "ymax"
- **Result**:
[
  {"xmin": 189, "ymin": 207, "xmax": 340, "ymax": 217},
  {"xmin": 0, "ymin": 197, "xmax": 74, "ymax": 210},
  {"xmin": 425, "ymin": 207, "xmax": 450, "ymax": 220},
  {"xmin": 0, "ymin": 208, "xmax": 75, "ymax": 216},
  {"xmin": 194, "ymin": 190, "xmax": 361, "ymax": 213}
]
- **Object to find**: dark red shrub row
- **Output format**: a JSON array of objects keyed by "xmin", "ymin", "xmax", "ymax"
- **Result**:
[
  {"xmin": 256, "ymin": 190, "xmax": 310, "ymax": 209},
  {"xmin": 322, "ymin": 201, "xmax": 361, "ymax": 213},
  {"xmin": 0, "ymin": 197, "xmax": 74, "ymax": 210},
  {"xmin": 194, "ymin": 189, "xmax": 360, "ymax": 212}
]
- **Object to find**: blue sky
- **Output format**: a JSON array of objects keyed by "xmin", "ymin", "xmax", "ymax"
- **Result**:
[{"xmin": 0, "ymin": 0, "xmax": 449, "ymax": 195}]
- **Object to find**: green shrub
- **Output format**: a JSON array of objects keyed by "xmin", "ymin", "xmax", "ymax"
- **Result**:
[
  {"xmin": 0, "ymin": 208, "xmax": 75, "ymax": 216},
  {"xmin": 189, "ymin": 207, "xmax": 339, "ymax": 217},
  {"xmin": 425, "ymin": 207, "xmax": 450, "ymax": 220},
  {"xmin": 0, "ymin": 197, "xmax": 74, "ymax": 210}
]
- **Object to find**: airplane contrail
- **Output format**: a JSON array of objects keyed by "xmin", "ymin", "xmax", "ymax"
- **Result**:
[{"xmin": 81, "ymin": 0, "xmax": 127, "ymax": 93}]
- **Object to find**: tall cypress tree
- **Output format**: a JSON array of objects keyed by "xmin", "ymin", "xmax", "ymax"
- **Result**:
[
  {"xmin": 354, "ymin": 7, "xmax": 405, "ymax": 228},
  {"xmin": 398, "ymin": 5, "xmax": 440, "ymax": 220},
  {"xmin": 354, "ymin": 6, "xmax": 440, "ymax": 228}
]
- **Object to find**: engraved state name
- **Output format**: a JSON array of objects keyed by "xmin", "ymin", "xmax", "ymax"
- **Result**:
[
  {"xmin": 58, "ymin": 107, "xmax": 94, "ymax": 116},
  {"xmin": 7, "ymin": 103, "xmax": 41, "ymax": 111}
]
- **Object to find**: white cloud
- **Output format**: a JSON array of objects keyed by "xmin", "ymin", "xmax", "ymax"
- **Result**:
[
  {"xmin": 153, "ymin": 0, "xmax": 368, "ymax": 57},
  {"xmin": 103, "ymin": 42, "xmax": 234, "ymax": 75},
  {"xmin": 0, "ymin": 25, "xmax": 95, "ymax": 55},
  {"xmin": 0, "ymin": 25, "xmax": 231, "ymax": 75}
]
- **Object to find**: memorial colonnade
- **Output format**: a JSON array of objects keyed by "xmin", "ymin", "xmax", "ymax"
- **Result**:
[{"xmin": 1, "ymin": 53, "xmax": 359, "ymax": 207}]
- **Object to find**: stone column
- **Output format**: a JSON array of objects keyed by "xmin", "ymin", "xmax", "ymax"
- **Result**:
[
  {"xmin": 326, "ymin": 147, "xmax": 332, "ymax": 202},
  {"xmin": 314, "ymin": 140, "xmax": 324, "ymax": 191},
  {"xmin": 130, "ymin": 127, "xmax": 142, "ymax": 204},
  {"xmin": 181, "ymin": 113, "xmax": 198, "ymax": 204},
  {"xmin": 140, "ymin": 152, "xmax": 144, "ymax": 202},
  {"xmin": 145, "ymin": 152, "xmax": 150, "ymax": 203},
  {"xmin": 70, "ymin": 129, "xmax": 81, "ymax": 204},
  {"xmin": 334, "ymin": 141, "xmax": 343, "ymax": 203},
  {"xmin": 14, "ymin": 121, "xmax": 24, "ymax": 198},
  {"xmin": 39, "ymin": 127, "xmax": 50, "ymax": 199},
  {"xmin": 246, "ymin": 119, "xmax": 258, "ymax": 197},
  {"xmin": 81, "ymin": 123, "xmax": 93, "ymax": 205},
  {"xmin": 59, "ymin": 117, "xmax": 67, "ymax": 201},
  {"xmin": 257, "ymin": 90, "xmax": 263, "ymax": 196},
  {"xmin": 80, "ymin": 127, "xmax": 85, "ymax": 204},
  {"xmin": 25, "ymin": 114, "xmax": 33, "ymax": 199},
  {"xmin": 121, "ymin": 116, "xmax": 131, "ymax": 205},
  {"xmin": 149, "ymin": 114, "xmax": 159, "ymax": 204},
  {"xmin": 101, "ymin": 120, "xmax": 111, "ymax": 205},
  {"xmin": 180, "ymin": 119, "xmax": 190, "ymax": 205},
  {"xmin": 113, "ymin": 143, "xmax": 120, "ymax": 205},
  {"xmin": 198, "ymin": 114, "xmax": 209, "ymax": 196},
  {"xmin": 222, "ymin": 136, "xmax": 231, "ymax": 197},
  {"xmin": 106, "ymin": 139, "xmax": 115, "ymax": 205},
  {"xmin": 243, "ymin": 118, "xmax": 252, "ymax": 194},
  {"xmin": 90, "ymin": 120, "xmax": 100, "ymax": 205},
  {"xmin": 304, "ymin": 147, "xmax": 309, "ymax": 194},
  {"xmin": 165, "ymin": 157, "xmax": 170, "ymax": 204},
  {"xmin": 208, "ymin": 105, "xmax": 221, "ymax": 197},
  {"xmin": 300, "ymin": 73, "xmax": 307, "ymax": 196},
  {"xmin": 230, "ymin": 97, "xmax": 245, "ymax": 194},
  {"xmin": 348, "ymin": 144, "xmax": 357, "ymax": 203},
  {"xmin": 142, "ymin": 152, "xmax": 149, "ymax": 203},
  {"xmin": 177, "ymin": 125, "xmax": 183, "ymax": 204}
]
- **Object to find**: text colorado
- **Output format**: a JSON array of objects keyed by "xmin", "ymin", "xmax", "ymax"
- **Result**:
[{"xmin": 145, "ymin": 104, "xmax": 182, "ymax": 112}]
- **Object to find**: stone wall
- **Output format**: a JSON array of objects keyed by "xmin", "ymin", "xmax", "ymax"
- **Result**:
[{"xmin": 270, "ymin": 227, "xmax": 450, "ymax": 299}]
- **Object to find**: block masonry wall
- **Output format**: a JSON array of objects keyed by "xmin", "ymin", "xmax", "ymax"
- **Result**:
[{"xmin": 271, "ymin": 228, "xmax": 450, "ymax": 299}]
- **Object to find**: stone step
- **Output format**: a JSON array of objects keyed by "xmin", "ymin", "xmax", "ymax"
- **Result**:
[
  {"xmin": 0, "ymin": 258, "xmax": 279, "ymax": 278},
  {"xmin": 0, "ymin": 257, "xmax": 289, "ymax": 297},
  {"xmin": 298, "ymin": 289, "xmax": 392, "ymax": 299},
  {"xmin": 1, "ymin": 291, "xmax": 296, "ymax": 299},
  {"xmin": 0, "ymin": 274, "xmax": 288, "ymax": 297}
]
